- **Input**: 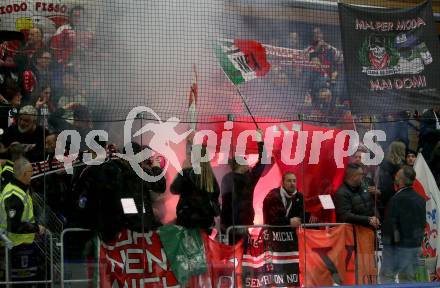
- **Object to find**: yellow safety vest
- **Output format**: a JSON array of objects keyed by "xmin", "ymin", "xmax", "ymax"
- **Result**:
[
  {"xmin": 0, "ymin": 160, "xmax": 14, "ymax": 177},
  {"xmin": 0, "ymin": 182, "xmax": 35, "ymax": 246}
]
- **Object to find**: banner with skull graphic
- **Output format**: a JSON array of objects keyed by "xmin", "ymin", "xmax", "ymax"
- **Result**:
[{"xmin": 338, "ymin": 1, "xmax": 440, "ymax": 114}]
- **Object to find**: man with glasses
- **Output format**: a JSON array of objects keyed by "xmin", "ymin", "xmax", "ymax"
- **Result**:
[{"xmin": 0, "ymin": 157, "xmax": 45, "ymax": 247}]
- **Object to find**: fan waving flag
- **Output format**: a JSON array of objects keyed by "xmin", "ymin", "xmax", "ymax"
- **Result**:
[{"xmin": 215, "ymin": 39, "xmax": 271, "ymax": 85}]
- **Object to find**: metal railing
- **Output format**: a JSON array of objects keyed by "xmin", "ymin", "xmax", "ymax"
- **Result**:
[
  {"xmin": 1, "ymin": 228, "xmax": 100, "ymax": 287},
  {"xmin": 224, "ymin": 222, "xmax": 346, "ymax": 244},
  {"xmin": 0, "ymin": 230, "xmax": 53, "ymax": 287},
  {"xmin": 59, "ymin": 228, "xmax": 100, "ymax": 288}
]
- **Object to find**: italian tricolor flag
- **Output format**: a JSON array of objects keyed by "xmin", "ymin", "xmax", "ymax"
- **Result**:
[{"xmin": 215, "ymin": 39, "xmax": 271, "ymax": 85}]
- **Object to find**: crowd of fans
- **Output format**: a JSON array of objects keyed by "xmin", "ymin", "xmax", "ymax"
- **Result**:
[{"xmin": 1, "ymin": 4, "xmax": 440, "ymax": 285}]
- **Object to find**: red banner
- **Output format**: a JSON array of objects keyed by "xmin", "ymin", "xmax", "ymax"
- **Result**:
[
  {"xmin": 99, "ymin": 229, "xmax": 244, "ymax": 288},
  {"xmin": 202, "ymin": 116, "xmax": 347, "ymax": 220},
  {"xmin": 297, "ymin": 224, "xmax": 377, "ymax": 286},
  {"xmin": 243, "ymin": 228, "xmax": 300, "ymax": 287},
  {"xmin": 99, "ymin": 229, "xmax": 180, "ymax": 288},
  {"xmin": 297, "ymin": 225, "xmax": 356, "ymax": 286},
  {"xmin": 189, "ymin": 233, "xmax": 244, "ymax": 288}
]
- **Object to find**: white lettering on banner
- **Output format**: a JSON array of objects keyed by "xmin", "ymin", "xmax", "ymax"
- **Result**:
[
  {"xmin": 106, "ymin": 254, "xmax": 124, "ymax": 273},
  {"xmin": 146, "ymin": 248, "xmax": 167, "ymax": 273},
  {"xmin": 132, "ymin": 231, "xmax": 153, "ymax": 245},
  {"xmin": 370, "ymin": 76, "xmax": 427, "ymax": 91},
  {"xmin": 354, "ymin": 17, "xmax": 426, "ymax": 31},
  {"xmin": 125, "ymin": 249, "xmax": 144, "ymax": 274},
  {"xmin": 272, "ymin": 231, "xmax": 295, "ymax": 242},
  {"xmin": 103, "ymin": 231, "xmax": 181, "ymax": 287},
  {"xmin": 245, "ymin": 274, "xmax": 298, "ymax": 287},
  {"xmin": 115, "ymin": 248, "xmax": 168, "ymax": 274},
  {"xmin": 103, "ymin": 231, "xmax": 153, "ymax": 251}
]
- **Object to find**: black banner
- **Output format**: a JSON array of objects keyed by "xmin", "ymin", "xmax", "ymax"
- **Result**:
[
  {"xmin": 338, "ymin": 1, "xmax": 440, "ymax": 114},
  {"xmin": 242, "ymin": 228, "xmax": 300, "ymax": 287}
]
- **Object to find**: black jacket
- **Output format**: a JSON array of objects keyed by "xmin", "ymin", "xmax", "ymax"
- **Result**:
[
  {"xmin": 171, "ymin": 167, "xmax": 220, "ymax": 230},
  {"xmin": 72, "ymin": 159, "xmax": 166, "ymax": 242},
  {"xmin": 335, "ymin": 182, "xmax": 376, "ymax": 226},
  {"xmin": 220, "ymin": 142, "xmax": 268, "ymax": 229},
  {"xmin": 382, "ymin": 187, "xmax": 426, "ymax": 247},
  {"xmin": 378, "ymin": 159, "xmax": 401, "ymax": 218},
  {"xmin": 263, "ymin": 188, "xmax": 307, "ymax": 226},
  {"xmin": 419, "ymin": 109, "xmax": 440, "ymax": 159}
]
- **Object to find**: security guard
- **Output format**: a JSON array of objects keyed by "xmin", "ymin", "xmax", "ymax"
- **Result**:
[
  {"xmin": 0, "ymin": 157, "xmax": 44, "ymax": 247},
  {"xmin": 0, "ymin": 143, "xmax": 25, "ymax": 189}
]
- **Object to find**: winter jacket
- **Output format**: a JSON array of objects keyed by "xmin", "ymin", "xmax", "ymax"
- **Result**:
[
  {"xmin": 171, "ymin": 167, "xmax": 220, "ymax": 230},
  {"xmin": 378, "ymin": 159, "xmax": 401, "ymax": 218},
  {"xmin": 382, "ymin": 187, "xmax": 426, "ymax": 247},
  {"xmin": 263, "ymin": 188, "xmax": 307, "ymax": 226},
  {"xmin": 220, "ymin": 142, "xmax": 268, "ymax": 230},
  {"xmin": 335, "ymin": 182, "xmax": 376, "ymax": 226}
]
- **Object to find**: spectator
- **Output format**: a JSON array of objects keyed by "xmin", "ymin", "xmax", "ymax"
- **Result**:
[
  {"xmin": 378, "ymin": 140, "xmax": 406, "ymax": 219},
  {"xmin": 171, "ymin": 144, "xmax": 220, "ymax": 231},
  {"xmin": 0, "ymin": 157, "xmax": 45, "ymax": 247},
  {"xmin": 113, "ymin": 142, "xmax": 167, "ymax": 231},
  {"xmin": 22, "ymin": 49, "xmax": 62, "ymax": 100},
  {"xmin": 3, "ymin": 105, "xmax": 48, "ymax": 162},
  {"xmin": 428, "ymin": 141, "xmax": 440, "ymax": 188},
  {"xmin": 419, "ymin": 106, "xmax": 440, "ymax": 159},
  {"xmin": 50, "ymin": 5, "xmax": 94, "ymax": 64},
  {"xmin": 305, "ymin": 27, "xmax": 342, "ymax": 103},
  {"xmin": 17, "ymin": 27, "xmax": 44, "ymax": 59},
  {"xmin": 314, "ymin": 87, "xmax": 333, "ymax": 115},
  {"xmin": 56, "ymin": 69, "xmax": 87, "ymax": 108},
  {"xmin": 44, "ymin": 133, "xmax": 57, "ymax": 162},
  {"xmin": 380, "ymin": 166, "xmax": 426, "ymax": 284},
  {"xmin": 13, "ymin": 27, "xmax": 45, "ymax": 75},
  {"xmin": 48, "ymin": 103, "xmax": 92, "ymax": 151},
  {"xmin": 32, "ymin": 133, "xmax": 69, "ymax": 220},
  {"xmin": 263, "ymin": 172, "xmax": 308, "ymax": 229},
  {"xmin": 405, "ymin": 149, "xmax": 417, "ymax": 167},
  {"xmin": 71, "ymin": 137, "xmax": 122, "ymax": 240},
  {"xmin": 33, "ymin": 85, "xmax": 56, "ymax": 129},
  {"xmin": 350, "ymin": 150, "xmax": 381, "ymax": 202},
  {"xmin": 0, "ymin": 83, "xmax": 21, "ymax": 131},
  {"xmin": 335, "ymin": 163, "xmax": 379, "ymax": 229},
  {"xmin": 0, "ymin": 53, "xmax": 20, "ymax": 89},
  {"xmin": 220, "ymin": 129, "xmax": 270, "ymax": 243}
]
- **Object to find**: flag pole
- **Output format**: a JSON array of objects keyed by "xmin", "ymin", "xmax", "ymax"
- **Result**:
[{"xmin": 235, "ymin": 85, "xmax": 259, "ymax": 129}]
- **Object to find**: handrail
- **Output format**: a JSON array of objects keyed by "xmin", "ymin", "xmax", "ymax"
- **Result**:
[
  {"xmin": 225, "ymin": 223, "xmax": 347, "ymax": 244},
  {"xmin": 0, "ymin": 230, "xmax": 53, "ymax": 287}
]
